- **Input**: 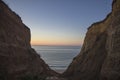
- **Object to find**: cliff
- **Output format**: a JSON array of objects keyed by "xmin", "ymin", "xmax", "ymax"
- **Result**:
[
  {"xmin": 63, "ymin": 0, "xmax": 120, "ymax": 80},
  {"xmin": 0, "ymin": 0, "xmax": 57, "ymax": 80},
  {"xmin": 1, "ymin": 0, "xmax": 120, "ymax": 80}
]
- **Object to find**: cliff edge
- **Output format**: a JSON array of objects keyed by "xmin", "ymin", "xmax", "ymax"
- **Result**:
[
  {"xmin": 0, "ymin": 0, "xmax": 57, "ymax": 80},
  {"xmin": 63, "ymin": 0, "xmax": 120, "ymax": 80}
]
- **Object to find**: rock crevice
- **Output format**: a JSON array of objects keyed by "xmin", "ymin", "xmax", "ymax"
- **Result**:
[{"xmin": 0, "ymin": 0, "xmax": 120, "ymax": 80}]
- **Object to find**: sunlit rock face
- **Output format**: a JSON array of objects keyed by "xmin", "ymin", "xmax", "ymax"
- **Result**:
[
  {"xmin": 0, "ymin": 0, "xmax": 120, "ymax": 80},
  {"xmin": 0, "ymin": 1, "xmax": 57, "ymax": 80},
  {"xmin": 63, "ymin": 0, "xmax": 120, "ymax": 80}
]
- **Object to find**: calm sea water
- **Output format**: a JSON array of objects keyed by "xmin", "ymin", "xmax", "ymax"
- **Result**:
[{"xmin": 32, "ymin": 45, "xmax": 81, "ymax": 71}]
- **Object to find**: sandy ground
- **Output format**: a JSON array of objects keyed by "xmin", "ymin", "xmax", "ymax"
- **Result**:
[{"xmin": 55, "ymin": 69, "xmax": 65, "ymax": 74}]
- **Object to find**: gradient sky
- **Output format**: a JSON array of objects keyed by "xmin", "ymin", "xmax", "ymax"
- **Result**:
[{"xmin": 5, "ymin": 0, "xmax": 112, "ymax": 46}]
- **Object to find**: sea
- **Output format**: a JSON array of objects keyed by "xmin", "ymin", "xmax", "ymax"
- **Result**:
[{"xmin": 32, "ymin": 45, "xmax": 81, "ymax": 72}]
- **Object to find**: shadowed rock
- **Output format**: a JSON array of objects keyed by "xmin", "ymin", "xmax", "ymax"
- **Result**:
[
  {"xmin": 0, "ymin": 0, "xmax": 120, "ymax": 80},
  {"xmin": 0, "ymin": 0, "xmax": 58, "ymax": 80}
]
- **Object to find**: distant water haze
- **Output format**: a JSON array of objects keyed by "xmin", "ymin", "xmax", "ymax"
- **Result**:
[{"xmin": 32, "ymin": 45, "xmax": 81, "ymax": 73}]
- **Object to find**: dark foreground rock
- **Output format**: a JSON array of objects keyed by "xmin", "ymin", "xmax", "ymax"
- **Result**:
[
  {"xmin": 0, "ymin": 0, "xmax": 120, "ymax": 80},
  {"xmin": 63, "ymin": 0, "xmax": 120, "ymax": 80},
  {"xmin": 0, "ymin": 0, "xmax": 58, "ymax": 80}
]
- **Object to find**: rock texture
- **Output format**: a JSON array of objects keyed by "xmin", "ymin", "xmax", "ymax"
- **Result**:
[
  {"xmin": 1, "ymin": 0, "xmax": 120, "ymax": 80},
  {"xmin": 0, "ymin": 0, "xmax": 57, "ymax": 80},
  {"xmin": 63, "ymin": 0, "xmax": 120, "ymax": 80}
]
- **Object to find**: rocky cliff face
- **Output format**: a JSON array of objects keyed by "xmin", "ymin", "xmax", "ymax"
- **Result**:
[
  {"xmin": 0, "ymin": 1, "xmax": 57, "ymax": 80},
  {"xmin": 1, "ymin": 0, "xmax": 120, "ymax": 80},
  {"xmin": 63, "ymin": 0, "xmax": 120, "ymax": 80}
]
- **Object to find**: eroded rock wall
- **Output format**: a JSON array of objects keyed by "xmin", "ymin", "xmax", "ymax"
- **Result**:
[
  {"xmin": 63, "ymin": 0, "xmax": 120, "ymax": 80},
  {"xmin": 0, "ymin": 1, "xmax": 56, "ymax": 80}
]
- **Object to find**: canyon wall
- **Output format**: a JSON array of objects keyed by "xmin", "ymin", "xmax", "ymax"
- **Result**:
[
  {"xmin": 0, "ymin": 1, "xmax": 56, "ymax": 80},
  {"xmin": 0, "ymin": 0, "xmax": 120, "ymax": 80},
  {"xmin": 63, "ymin": 0, "xmax": 120, "ymax": 80}
]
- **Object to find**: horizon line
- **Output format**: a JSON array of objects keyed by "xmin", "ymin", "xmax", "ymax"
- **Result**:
[{"xmin": 31, "ymin": 44, "xmax": 82, "ymax": 46}]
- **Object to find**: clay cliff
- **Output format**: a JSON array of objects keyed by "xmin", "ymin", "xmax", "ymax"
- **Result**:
[
  {"xmin": 63, "ymin": 0, "xmax": 120, "ymax": 80},
  {"xmin": 0, "ymin": 0, "xmax": 57, "ymax": 80}
]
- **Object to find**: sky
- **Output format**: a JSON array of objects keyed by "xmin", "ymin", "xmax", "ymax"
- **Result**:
[{"xmin": 5, "ymin": 0, "xmax": 112, "ymax": 46}]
